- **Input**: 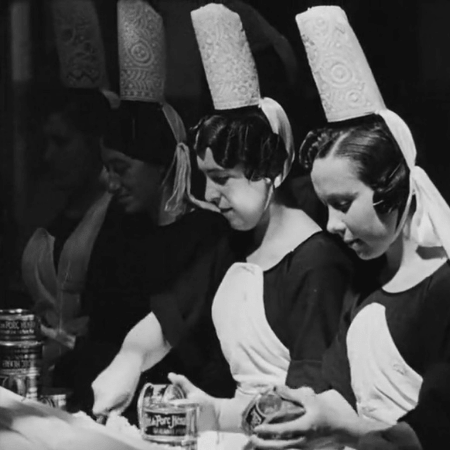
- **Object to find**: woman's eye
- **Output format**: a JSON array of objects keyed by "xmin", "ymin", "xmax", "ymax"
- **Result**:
[
  {"xmin": 212, "ymin": 176, "xmax": 230, "ymax": 186},
  {"xmin": 334, "ymin": 201, "xmax": 351, "ymax": 213}
]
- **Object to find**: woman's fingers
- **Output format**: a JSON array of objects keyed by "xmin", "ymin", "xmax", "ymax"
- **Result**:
[
  {"xmin": 250, "ymin": 434, "xmax": 307, "ymax": 449},
  {"xmin": 275, "ymin": 385, "xmax": 315, "ymax": 405},
  {"xmin": 168, "ymin": 372, "xmax": 198, "ymax": 395},
  {"xmin": 254, "ymin": 415, "xmax": 308, "ymax": 439}
]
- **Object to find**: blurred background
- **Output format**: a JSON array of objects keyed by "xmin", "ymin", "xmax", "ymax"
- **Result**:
[{"xmin": 0, "ymin": 0, "xmax": 449, "ymax": 301}]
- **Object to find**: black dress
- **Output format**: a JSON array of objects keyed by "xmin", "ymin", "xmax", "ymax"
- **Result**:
[
  {"xmin": 152, "ymin": 230, "xmax": 356, "ymax": 391},
  {"xmin": 53, "ymin": 203, "xmax": 234, "ymax": 412},
  {"xmin": 320, "ymin": 261, "xmax": 450, "ymax": 450}
]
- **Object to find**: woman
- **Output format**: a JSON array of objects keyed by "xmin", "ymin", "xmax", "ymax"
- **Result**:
[
  {"xmin": 93, "ymin": 103, "xmax": 355, "ymax": 431},
  {"xmin": 21, "ymin": 88, "xmax": 112, "ymax": 383},
  {"xmin": 251, "ymin": 113, "xmax": 450, "ymax": 450}
]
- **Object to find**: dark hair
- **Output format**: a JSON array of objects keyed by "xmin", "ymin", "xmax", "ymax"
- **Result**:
[
  {"xmin": 102, "ymin": 101, "xmax": 177, "ymax": 167},
  {"xmin": 190, "ymin": 107, "xmax": 287, "ymax": 181},
  {"xmin": 300, "ymin": 114, "xmax": 410, "ymax": 215}
]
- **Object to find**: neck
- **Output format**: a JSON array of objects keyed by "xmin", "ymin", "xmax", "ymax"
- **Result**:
[
  {"xmin": 252, "ymin": 200, "xmax": 289, "ymax": 249},
  {"xmin": 384, "ymin": 232, "xmax": 416, "ymax": 277}
]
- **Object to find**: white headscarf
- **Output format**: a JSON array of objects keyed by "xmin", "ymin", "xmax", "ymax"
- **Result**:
[{"xmin": 378, "ymin": 109, "xmax": 450, "ymax": 257}]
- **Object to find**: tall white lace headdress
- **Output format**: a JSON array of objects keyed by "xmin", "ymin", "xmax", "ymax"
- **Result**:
[
  {"xmin": 51, "ymin": 0, "xmax": 109, "ymax": 89},
  {"xmin": 191, "ymin": 3, "xmax": 294, "ymax": 179},
  {"xmin": 297, "ymin": 6, "xmax": 450, "ymax": 257}
]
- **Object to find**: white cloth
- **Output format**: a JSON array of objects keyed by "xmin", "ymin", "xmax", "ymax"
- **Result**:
[
  {"xmin": 212, "ymin": 263, "xmax": 290, "ymax": 432},
  {"xmin": 259, "ymin": 97, "xmax": 295, "ymax": 182},
  {"xmin": 377, "ymin": 110, "xmax": 450, "ymax": 258},
  {"xmin": 347, "ymin": 303, "xmax": 422, "ymax": 426},
  {"xmin": 22, "ymin": 191, "xmax": 112, "ymax": 350},
  {"xmin": 212, "ymin": 263, "xmax": 290, "ymax": 390}
]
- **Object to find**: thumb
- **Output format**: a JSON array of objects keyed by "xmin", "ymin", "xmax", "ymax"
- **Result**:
[{"xmin": 168, "ymin": 373, "xmax": 198, "ymax": 396}]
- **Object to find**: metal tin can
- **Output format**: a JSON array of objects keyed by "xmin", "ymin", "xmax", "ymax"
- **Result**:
[
  {"xmin": 0, "ymin": 340, "xmax": 42, "ymax": 400},
  {"xmin": 0, "ymin": 309, "xmax": 40, "ymax": 341},
  {"xmin": 137, "ymin": 383, "xmax": 198, "ymax": 446},
  {"xmin": 40, "ymin": 387, "xmax": 71, "ymax": 410},
  {"xmin": 242, "ymin": 389, "xmax": 305, "ymax": 435},
  {"xmin": 138, "ymin": 400, "xmax": 199, "ymax": 446},
  {"xmin": 139, "ymin": 383, "xmax": 186, "ymax": 404}
]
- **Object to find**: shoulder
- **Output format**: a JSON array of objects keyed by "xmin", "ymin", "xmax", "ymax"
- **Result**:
[
  {"xmin": 425, "ymin": 261, "xmax": 450, "ymax": 302},
  {"xmin": 291, "ymin": 231, "xmax": 355, "ymax": 271}
]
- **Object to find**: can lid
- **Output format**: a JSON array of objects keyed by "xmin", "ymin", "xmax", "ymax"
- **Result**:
[
  {"xmin": 0, "ymin": 340, "xmax": 43, "ymax": 347},
  {"xmin": 0, "ymin": 309, "xmax": 34, "ymax": 317}
]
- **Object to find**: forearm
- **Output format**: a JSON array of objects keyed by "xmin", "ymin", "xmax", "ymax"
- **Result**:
[
  {"xmin": 119, "ymin": 312, "xmax": 172, "ymax": 372},
  {"xmin": 318, "ymin": 390, "xmax": 390, "ymax": 447}
]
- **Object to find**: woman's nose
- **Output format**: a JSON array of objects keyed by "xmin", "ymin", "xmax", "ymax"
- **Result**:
[
  {"xmin": 107, "ymin": 173, "xmax": 121, "ymax": 193},
  {"xmin": 326, "ymin": 208, "xmax": 346, "ymax": 238},
  {"xmin": 204, "ymin": 178, "xmax": 221, "ymax": 205}
]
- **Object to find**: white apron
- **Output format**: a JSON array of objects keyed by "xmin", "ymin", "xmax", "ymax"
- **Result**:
[
  {"xmin": 22, "ymin": 192, "xmax": 112, "ymax": 351},
  {"xmin": 211, "ymin": 262, "xmax": 290, "ymax": 433},
  {"xmin": 347, "ymin": 302, "xmax": 423, "ymax": 426},
  {"xmin": 212, "ymin": 262, "xmax": 291, "ymax": 393}
]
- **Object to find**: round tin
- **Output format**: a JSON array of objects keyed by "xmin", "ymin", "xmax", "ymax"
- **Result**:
[
  {"xmin": 0, "ymin": 340, "xmax": 42, "ymax": 400},
  {"xmin": 242, "ymin": 389, "xmax": 305, "ymax": 435},
  {"xmin": 0, "ymin": 309, "xmax": 40, "ymax": 341},
  {"xmin": 40, "ymin": 387, "xmax": 71, "ymax": 410},
  {"xmin": 138, "ymin": 400, "xmax": 199, "ymax": 446}
]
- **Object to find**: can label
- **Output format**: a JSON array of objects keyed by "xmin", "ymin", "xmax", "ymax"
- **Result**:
[
  {"xmin": 0, "ymin": 341, "xmax": 42, "ymax": 400},
  {"xmin": 143, "ymin": 410, "xmax": 189, "ymax": 436},
  {"xmin": 140, "ymin": 403, "xmax": 198, "ymax": 444},
  {"xmin": 0, "ymin": 310, "xmax": 40, "ymax": 341}
]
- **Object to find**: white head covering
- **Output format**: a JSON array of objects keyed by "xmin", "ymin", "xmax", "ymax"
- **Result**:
[
  {"xmin": 191, "ymin": 3, "xmax": 294, "ymax": 181},
  {"xmin": 117, "ymin": 0, "xmax": 209, "ymax": 213},
  {"xmin": 297, "ymin": 6, "xmax": 450, "ymax": 257},
  {"xmin": 51, "ymin": 0, "xmax": 109, "ymax": 89}
]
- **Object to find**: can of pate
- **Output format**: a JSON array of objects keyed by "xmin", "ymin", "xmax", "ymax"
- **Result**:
[
  {"xmin": 0, "ymin": 340, "xmax": 43, "ymax": 400},
  {"xmin": 137, "ymin": 383, "xmax": 198, "ymax": 447},
  {"xmin": 242, "ymin": 388, "xmax": 305, "ymax": 435},
  {"xmin": 0, "ymin": 309, "xmax": 40, "ymax": 341}
]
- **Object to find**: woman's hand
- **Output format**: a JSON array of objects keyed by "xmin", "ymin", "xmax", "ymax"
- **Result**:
[
  {"xmin": 357, "ymin": 423, "xmax": 423, "ymax": 450},
  {"xmin": 168, "ymin": 373, "xmax": 219, "ymax": 431},
  {"xmin": 92, "ymin": 350, "xmax": 144, "ymax": 418},
  {"xmin": 250, "ymin": 386, "xmax": 359, "ymax": 449}
]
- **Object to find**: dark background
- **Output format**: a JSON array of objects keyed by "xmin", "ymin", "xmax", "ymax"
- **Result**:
[{"xmin": 1, "ymin": 0, "xmax": 450, "ymax": 296}]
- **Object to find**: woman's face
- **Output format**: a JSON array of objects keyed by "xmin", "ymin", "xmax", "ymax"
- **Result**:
[
  {"xmin": 43, "ymin": 113, "xmax": 94, "ymax": 190},
  {"xmin": 101, "ymin": 146, "xmax": 164, "ymax": 215},
  {"xmin": 311, "ymin": 155, "xmax": 399, "ymax": 260},
  {"xmin": 197, "ymin": 147, "xmax": 273, "ymax": 231}
]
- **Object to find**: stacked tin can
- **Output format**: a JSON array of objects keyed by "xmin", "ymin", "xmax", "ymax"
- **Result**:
[{"xmin": 0, "ymin": 309, "xmax": 42, "ymax": 400}]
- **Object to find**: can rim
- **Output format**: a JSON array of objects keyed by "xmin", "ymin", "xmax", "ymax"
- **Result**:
[
  {"xmin": 0, "ymin": 340, "xmax": 43, "ymax": 346},
  {"xmin": 0, "ymin": 309, "xmax": 34, "ymax": 316}
]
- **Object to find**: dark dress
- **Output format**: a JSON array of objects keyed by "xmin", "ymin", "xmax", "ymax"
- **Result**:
[
  {"xmin": 319, "ymin": 261, "xmax": 450, "ymax": 450},
  {"xmin": 151, "ymin": 229, "xmax": 356, "ymax": 390},
  {"xmin": 53, "ymin": 202, "xmax": 234, "ymax": 412}
]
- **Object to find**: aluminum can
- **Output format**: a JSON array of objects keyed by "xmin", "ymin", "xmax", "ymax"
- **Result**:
[
  {"xmin": 0, "ymin": 309, "xmax": 40, "ymax": 341},
  {"xmin": 0, "ymin": 340, "xmax": 42, "ymax": 400}
]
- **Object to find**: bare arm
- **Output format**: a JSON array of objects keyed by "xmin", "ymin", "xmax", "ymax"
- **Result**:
[
  {"xmin": 92, "ymin": 312, "xmax": 171, "ymax": 416},
  {"xmin": 119, "ymin": 311, "xmax": 171, "ymax": 371}
]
